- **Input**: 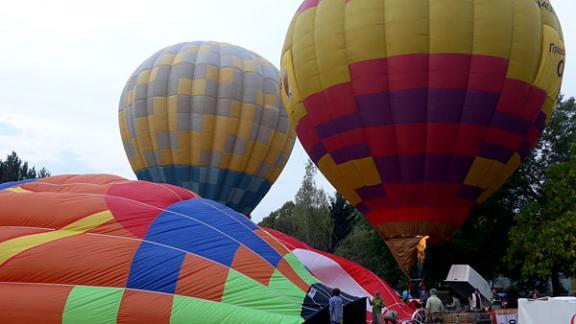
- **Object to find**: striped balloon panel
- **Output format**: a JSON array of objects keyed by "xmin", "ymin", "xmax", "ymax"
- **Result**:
[
  {"xmin": 281, "ymin": 0, "xmax": 565, "ymax": 241},
  {"xmin": 0, "ymin": 175, "xmax": 330, "ymax": 323},
  {"xmin": 119, "ymin": 41, "xmax": 296, "ymax": 215}
]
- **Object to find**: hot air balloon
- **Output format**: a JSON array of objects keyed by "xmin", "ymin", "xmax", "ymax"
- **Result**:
[
  {"xmin": 119, "ymin": 41, "xmax": 296, "ymax": 216},
  {"xmin": 281, "ymin": 0, "xmax": 565, "ymax": 275},
  {"xmin": 0, "ymin": 175, "xmax": 366, "ymax": 323},
  {"xmin": 264, "ymin": 227, "xmax": 415, "ymax": 322}
]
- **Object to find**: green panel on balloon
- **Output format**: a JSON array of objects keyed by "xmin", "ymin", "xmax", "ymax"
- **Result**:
[
  {"xmin": 284, "ymin": 252, "xmax": 319, "ymax": 286},
  {"xmin": 170, "ymin": 294, "xmax": 302, "ymax": 324},
  {"xmin": 62, "ymin": 286, "xmax": 123, "ymax": 324},
  {"xmin": 221, "ymin": 269, "xmax": 304, "ymax": 318}
]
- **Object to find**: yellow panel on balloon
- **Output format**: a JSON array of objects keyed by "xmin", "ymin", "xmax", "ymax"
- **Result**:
[
  {"xmin": 149, "ymin": 67, "xmax": 159, "ymax": 83},
  {"xmin": 126, "ymin": 90, "xmax": 135, "ymax": 106},
  {"xmin": 335, "ymin": 160, "xmax": 364, "ymax": 190},
  {"xmin": 206, "ymin": 65, "xmax": 219, "ymax": 81},
  {"xmin": 267, "ymin": 168, "xmax": 282, "ymax": 183},
  {"xmin": 471, "ymin": 0, "xmax": 513, "ymax": 58},
  {"xmin": 191, "ymin": 80, "xmax": 206, "ymax": 96},
  {"xmin": 135, "ymin": 118, "xmax": 150, "ymax": 136},
  {"xmin": 178, "ymin": 79, "xmax": 193, "ymax": 96},
  {"xmin": 220, "ymin": 153, "xmax": 232, "ymax": 169},
  {"xmin": 344, "ymin": 0, "xmax": 386, "ymax": 64},
  {"xmin": 239, "ymin": 104, "xmax": 258, "ymax": 122},
  {"xmin": 158, "ymin": 149, "xmax": 173, "ymax": 165},
  {"xmin": 353, "ymin": 157, "xmax": 382, "ymax": 187},
  {"xmin": 542, "ymin": 96, "xmax": 556, "ymax": 119},
  {"xmin": 228, "ymin": 155, "xmax": 249, "ymax": 173},
  {"xmin": 229, "ymin": 100, "xmax": 242, "ymax": 118},
  {"xmin": 243, "ymin": 60, "xmax": 256, "ymax": 72},
  {"xmin": 159, "ymin": 54, "xmax": 175, "ymax": 66},
  {"xmin": 533, "ymin": 26, "xmax": 565, "ymax": 98},
  {"xmin": 134, "ymin": 135, "xmax": 153, "ymax": 154},
  {"xmin": 312, "ymin": 0, "xmax": 351, "ymax": 90},
  {"xmin": 464, "ymin": 157, "xmax": 505, "ymax": 190},
  {"xmin": 292, "ymin": 9, "xmax": 324, "ymax": 99},
  {"xmin": 265, "ymin": 94, "xmax": 277, "ymax": 107},
  {"xmin": 220, "ymin": 68, "xmax": 235, "ymax": 84},
  {"xmin": 538, "ymin": 0, "xmax": 562, "ymax": 33},
  {"xmin": 166, "ymin": 96, "xmax": 178, "ymax": 114},
  {"xmin": 317, "ymin": 155, "xmax": 362, "ymax": 205},
  {"xmin": 478, "ymin": 154, "xmax": 521, "ymax": 203},
  {"xmin": 506, "ymin": 0, "xmax": 541, "ymax": 84},
  {"xmin": 152, "ymin": 97, "xmax": 167, "ymax": 115},
  {"xmin": 137, "ymin": 70, "xmax": 151, "ymax": 85},
  {"xmin": 429, "ymin": 0, "xmax": 474, "ymax": 54},
  {"xmin": 148, "ymin": 114, "xmax": 168, "ymax": 132},
  {"xmin": 384, "ymin": 0, "xmax": 430, "ymax": 57}
]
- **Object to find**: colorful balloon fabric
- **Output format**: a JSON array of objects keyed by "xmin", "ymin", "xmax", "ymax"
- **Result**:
[
  {"xmin": 119, "ymin": 41, "xmax": 296, "ymax": 215},
  {"xmin": 264, "ymin": 228, "xmax": 414, "ymax": 322},
  {"xmin": 281, "ymin": 0, "xmax": 565, "ymax": 273},
  {"xmin": 0, "ymin": 175, "xmax": 363, "ymax": 323}
]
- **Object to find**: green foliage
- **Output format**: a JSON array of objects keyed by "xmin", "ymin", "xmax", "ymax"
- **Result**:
[
  {"xmin": 0, "ymin": 151, "xmax": 50, "ymax": 183},
  {"xmin": 506, "ymin": 152, "xmax": 576, "ymax": 294},
  {"xmin": 335, "ymin": 217, "xmax": 404, "ymax": 286},
  {"xmin": 259, "ymin": 160, "xmax": 333, "ymax": 251},
  {"xmin": 329, "ymin": 192, "xmax": 359, "ymax": 251}
]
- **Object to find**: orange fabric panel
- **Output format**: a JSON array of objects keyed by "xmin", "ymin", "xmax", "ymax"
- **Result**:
[
  {"xmin": 0, "ymin": 228, "xmax": 51, "ymax": 243},
  {"xmin": 0, "ymin": 192, "xmax": 108, "ymax": 228},
  {"xmin": 254, "ymin": 229, "xmax": 290, "ymax": 256},
  {"xmin": 89, "ymin": 220, "xmax": 140, "ymax": 240},
  {"xmin": 277, "ymin": 259, "xmax": 309, "ymax": 292},
  {"xmin": 231, "ymin": 245, "xmax": 276, "ymax": 286},
  {"xmin": 0, "ymin": 283, "xmax": 72, "ymax": 324},
  {"xmin": 0, "ymin": 233, "xmax": 140, "ymax": 288},
  {"xmin": 20, "ymin": 182, "xmax": 112, "ymax": 195},
  {"xmin": 117, "ymin": 289, "xmax": 173, "ymax": 324},
  {"xmin": 36, "ymin": 174, "xmax": 126, "ymax": 185},
  {"xmin": 175, "ymin": 254, "xmax": 229, "ymax": 301}
]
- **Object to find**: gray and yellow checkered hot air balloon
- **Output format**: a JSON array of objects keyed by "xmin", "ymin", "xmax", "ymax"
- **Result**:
[{"xmin": 119, "ymin": 41, "xmax": 296, "ymax": 216}]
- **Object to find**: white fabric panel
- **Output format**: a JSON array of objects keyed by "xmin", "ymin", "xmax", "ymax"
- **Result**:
[{"xmin": 518, "ymin": 297, "xmax": 576, "ymax": 324}]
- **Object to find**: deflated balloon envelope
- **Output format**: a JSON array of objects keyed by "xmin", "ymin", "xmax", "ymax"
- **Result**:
[
  {"xmin": 0, "ymin": 175, "xmax": 364, "ymax": 323},
  {"xmin": 264, "ymin": 227, "xmax": 414, "ymax": 322},
  {"xmin": 119, "ymin": 41, "xmax": 296, "ymax": 216},
  {"xmin": 281, "ymin": 0, "xmax": 565, "ymax": 274}
]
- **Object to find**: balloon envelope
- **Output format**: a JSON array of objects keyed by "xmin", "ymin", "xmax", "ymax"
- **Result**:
[
  {"xmin": 119, "ymin": 41, "xmax": 296, "ymax": 215},
  {"xmin": 281, "ymin": 0, "xmax": 565, "ymax": 273},
  {"xmin": 264, "ymin": 228, "xmax": 414, "ymax": 322},
  {"xmin": 0, "ymin": 175, "xmax": 364, "ymax": 323}
]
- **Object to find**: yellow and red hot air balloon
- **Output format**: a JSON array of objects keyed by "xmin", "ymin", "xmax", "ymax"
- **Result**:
[
  {"xmin": 119, "ymin": 41, "xmax": 296, "ymax": 216},
  {"xmin": 281, "ymin": 0, "xmax": 565, "ymax": 275}
]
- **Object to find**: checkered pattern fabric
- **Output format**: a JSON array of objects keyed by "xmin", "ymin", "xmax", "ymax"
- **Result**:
[{"xmin": 119, "ymin": 41, "xmax": 296, "ymax": 215}]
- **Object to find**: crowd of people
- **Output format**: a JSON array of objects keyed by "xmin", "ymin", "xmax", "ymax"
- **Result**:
[{"xmin": 328, "ymin": 285, "xmax": 501, "ymax": 324}]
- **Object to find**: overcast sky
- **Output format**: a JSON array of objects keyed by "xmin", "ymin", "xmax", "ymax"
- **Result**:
[{"xmin": 1, "ymin": 0, "xmax": 574, "ymax": 222}]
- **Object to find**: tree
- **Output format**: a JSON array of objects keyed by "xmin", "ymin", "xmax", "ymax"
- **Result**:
[
  {"xmin": 506, "ymin": 150, "xmax": 576, "ymax": 296},
  {"xmin": 259, "ymin": 160, "xmax": 333, "ymax": 251},
  {"xmin": 329, "ymin": 192, "xmax": 359, "ymax": 252},
  {"xmin": 258, "ymin": 201, "xmax": 297, "ymax": 235},
  {"xmin": 336, "ymin": 217, "xmax": 404, "ymax": 287},
  {"xmin": 0, "ymin": 151, "xmax": 50, "ymax": 183}
]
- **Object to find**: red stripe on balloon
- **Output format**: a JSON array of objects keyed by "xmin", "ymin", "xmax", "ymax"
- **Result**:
[
  {"xmin": 348, "ymin": 54, "xmax": 509, "ymax": 96},
  {"xmin": 296, "ymin": 0, "xmax": 320, "ymax": 13},
  {"xmin": 365, "ymin": 206, "xmax": 470, "ymax": 225}
]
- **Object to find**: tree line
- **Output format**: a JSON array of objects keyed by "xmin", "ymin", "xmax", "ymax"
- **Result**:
[
  {"xmin": 0, "ymin": 151, "xmax": 50, "ymax": 183},
  {"xmin": 260, "ymin": 96, "xmax": 576, "ymax": 296}
]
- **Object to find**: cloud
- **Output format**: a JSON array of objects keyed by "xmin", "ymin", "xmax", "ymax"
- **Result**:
[{"xmin": 0, "ymin": 104, "xmax": 134, "ymax": 178}]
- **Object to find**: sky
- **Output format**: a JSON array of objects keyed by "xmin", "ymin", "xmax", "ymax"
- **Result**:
[{"xmin": 0, "ymin": 0, "xmax": 574, "ymax": 223}]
